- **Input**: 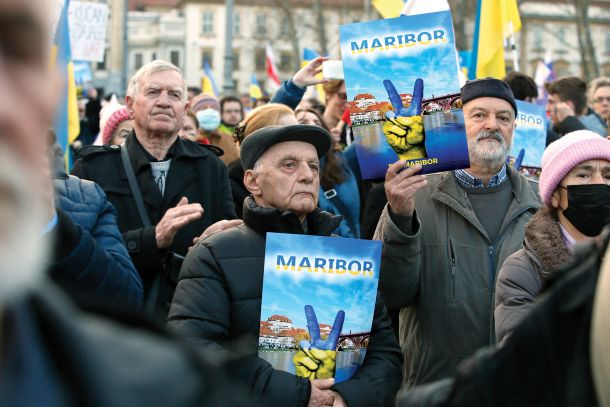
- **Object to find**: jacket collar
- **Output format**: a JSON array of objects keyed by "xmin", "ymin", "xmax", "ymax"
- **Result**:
[
  {"xmin": 524, "ymin": 209, "xmax": 573, "ymax": 278},
  {"xmin": 242, "ymin": 196, "xmax": 341, "ymax": 236}
]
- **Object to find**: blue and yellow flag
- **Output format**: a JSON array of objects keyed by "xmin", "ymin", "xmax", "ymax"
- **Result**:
[
  {"xmin": 469, "ymin": 0, "xmax": 521, "ymax": 79},
  {"xmin": 51, "ymin": 0, "xmax": 79, "ymax": 166},
  {"xmin": 301, "ymin": 48, "xmax": 326, "ymax": 102},
  {"xmin": 249, "ymin": 74, "xmax": 263, "ymax": 100},
  {"xmin": 372, "ymin": 0, "xmax": 404, "ymax": 18},
  {"xmin": 202, "ymin": 61, "xmax": 219, "ymax": 97}
]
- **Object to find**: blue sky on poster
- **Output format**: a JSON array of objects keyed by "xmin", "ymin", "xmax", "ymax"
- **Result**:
[
  {"xmin": 340, "ymin": 12, "xmax": 460, "ymax": 101},
  {"xmin": 260, "ymin": 234, "xmax": 381, "ymax": 334}
]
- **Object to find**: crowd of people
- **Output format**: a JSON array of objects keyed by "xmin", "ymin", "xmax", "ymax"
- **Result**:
[{"xmin": 3, "ymin": 0, "xmax": 610, "ymax": 405}]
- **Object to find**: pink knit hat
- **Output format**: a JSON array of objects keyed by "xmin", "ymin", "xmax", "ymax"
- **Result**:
[
  {"xmin": 190, "ymin": 93, "xmax": 219, "ymax": 112},
  {"xmin": 539, "ymin": 130, "xmax": 610, "ymax": 206},
  {"xmin": 100, "ymin": 106, "xmax": 131, "ymax": 144}
]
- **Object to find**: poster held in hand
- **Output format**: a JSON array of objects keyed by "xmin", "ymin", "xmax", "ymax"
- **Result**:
[
  {"xmin": 340, "ymin": 11, "xmax": 470, "ymax": 179},
  {"xmin": 258, "ymin": 233, "xmax": 381, "ymax": 382}
]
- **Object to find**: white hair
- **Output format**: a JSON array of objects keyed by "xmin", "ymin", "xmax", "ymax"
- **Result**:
[{"xmin": 126, "ymin": 60, "xmax": 187, "ymax": 101}]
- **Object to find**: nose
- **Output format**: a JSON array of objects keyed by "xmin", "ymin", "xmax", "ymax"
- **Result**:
[
  {"xmin": 155, "ymin": 91, "xmax": 171, "ymax": 107},
  {"xmin": 484, "ymin": 114, "xmax": 499, "ymax": 131},
  {"xmin": 297, "ymin": 162, "xmax": 315, "ymax": 183},
  {"xmin": 592, "ymin": 170, "xmax": 606, "ymax": 184}
]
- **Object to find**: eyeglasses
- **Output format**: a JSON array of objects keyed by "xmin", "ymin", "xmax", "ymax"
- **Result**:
[{"xmin": 594, "ymin": 96, "xmax": 610, "ymax": 103}]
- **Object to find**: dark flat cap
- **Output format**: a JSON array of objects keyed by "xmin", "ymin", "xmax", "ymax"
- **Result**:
[
  {"xmin": 461, "ymin": 77, "xmax": 518, "ymax": 115},
  {"xmin": 240, "ymin": 124, "xmax": 333, "ymax": 170}
]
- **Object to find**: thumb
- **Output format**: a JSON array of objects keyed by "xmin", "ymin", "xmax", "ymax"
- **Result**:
[
  {"xmin": 176, "ymin": 197, "xmax": 189, "ymax": 206},
  {"xmin": 313, "ymin": 378, "xmax": 335, "ymax": 389}
]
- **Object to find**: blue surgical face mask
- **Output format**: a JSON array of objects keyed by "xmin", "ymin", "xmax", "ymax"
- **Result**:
[{"xmin": 196, "ymin": 108, "xmax": 221, "ymax": 131}]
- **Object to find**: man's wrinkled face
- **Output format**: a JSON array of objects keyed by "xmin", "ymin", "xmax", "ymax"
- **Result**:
[
  {"xmin": 464, "ymin": 97, "xmax": 515, "ymax": 170},
  {"xmin": 127, "ymin": 70, "xmax": 187, "ymax": 137},
  {"xmin": 222, "ymin": 101, "xmax": 243, "ymax": 126},
  {"xmin": 245, "ymin": 141, "xmax": 320, "ymax": 220}
]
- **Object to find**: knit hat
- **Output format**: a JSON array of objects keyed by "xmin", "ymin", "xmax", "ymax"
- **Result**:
[
  {"xmin": 539, "ymin": 130, "xmax": 610, "ymax": 206},
  {"xmin": 191, "ymin": 93, "xmax": 219, "ymax": 112},
  {"xmin": 100, "ymin": 105, "xmax": 131, "ymax": 145},
  {"xmin": 461, "ymin": 77, "xmax": 518, "ymax": 115}
]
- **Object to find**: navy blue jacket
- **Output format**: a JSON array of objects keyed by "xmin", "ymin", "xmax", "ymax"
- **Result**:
[{"xmin": 51, "ymin": 175, "xmax": 143, "ymax": 309}]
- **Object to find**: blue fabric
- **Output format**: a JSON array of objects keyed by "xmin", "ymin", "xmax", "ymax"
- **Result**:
[
  {"xmin": 270, "ymin": 79, "xmax": 306, "ymax": 110},
  {"xmin": 317, "ymin": 152, "xmax": 361, "ymax": 238},
  {"xmin": 41, "ymin": 212, "xmax": 58, "ymax": 236},
  {"xmin": 454, "ymin": 165, "xmax": 508, "ymax": 189},
  {"xmin": 54, "ymin": 175, "xmax": 143, "ymax": 309},
  {"xmin": 579, "ymin": 112, "xmax": 606, "ymax": 137}
]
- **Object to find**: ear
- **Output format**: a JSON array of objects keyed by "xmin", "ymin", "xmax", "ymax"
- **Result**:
[
  {"xmin": 243, "ymin": 169, "xmax": 262, "ymax": 197},
  {"xmin": 550, "ymin": 189, "xmax": 561, "ymax": 209},
  {"xmin": 125, "ymin": 95, "xmax": 135, "ymax": 119}
]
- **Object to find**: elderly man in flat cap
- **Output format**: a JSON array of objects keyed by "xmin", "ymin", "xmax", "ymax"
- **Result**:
[
  {"xmin": 375, "ymin": 77, "xmax": 542, "ymax": 388},
  {"xmin": 168, "ymin": 124, "xmax": 401, "ymax": 407}
]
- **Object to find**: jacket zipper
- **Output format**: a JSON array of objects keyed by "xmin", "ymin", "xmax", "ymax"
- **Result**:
[{"xmin": 449, "ymin": 238, "xmax": 456, "ymax": 300}]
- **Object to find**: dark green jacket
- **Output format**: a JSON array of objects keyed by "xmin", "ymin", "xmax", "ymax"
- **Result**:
[{"xmin": 374, "ymin": 167, "xmax": 540, "ymax": 387}]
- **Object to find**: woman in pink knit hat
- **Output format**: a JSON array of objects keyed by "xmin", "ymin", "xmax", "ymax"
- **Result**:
[
  {"xmin": 494, "ymin": 130, "xmax": 610, "ymax": 343},
  {"xmin": 97, "ymin": 104, "xmax": 133, "ymax": 145}
]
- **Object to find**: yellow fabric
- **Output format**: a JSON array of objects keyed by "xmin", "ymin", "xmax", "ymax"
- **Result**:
[
  {"xmin": 372, "ymin": 0, "xmax": 404, "ymax": 18},
  {"xmin": 66, "ymin": 61, "xmax": 79, "ymax": 144},
  {"xmin": 202, "ymin": 75, "xmax": 217, "ymax": 97},
  {"xmin": 476, "ymin": 0, "xmax": 522, "ymax": 79},
  {"xmin": 249, "ymin": 83, "xmax": 262, "ymax": 100}
]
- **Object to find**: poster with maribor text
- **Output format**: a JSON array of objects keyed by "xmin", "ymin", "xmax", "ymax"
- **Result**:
[
  {"xmin": 509, "ymin": 100, "xmax": 548, "ymax": 169},
  {"xmin": 340, "ymin": 11, "xmax": 469, "ymax": 179},
  {"xmin": 258, "ymin": 233, "xmax": 381, "ymax": 383}
]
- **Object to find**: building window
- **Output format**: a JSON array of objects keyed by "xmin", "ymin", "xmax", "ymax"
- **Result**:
[
  {"xmin": 605, "ymin": 32, "xmax": 610, "ymax": 53},
  {"xmin": 280, "ymin": 20, "xmax": 290, "ymax": 37},
  {"xmin": 202, "ymin": 10, "xmax": 214, "ymax": 35},
  {"xmin": 202, "ymin": 49, "xmax": 214, "ymax": 69},
  {"xmin": 233, "ymin": 49, "xmax": 240, "ymax": 70},
  {"xmin": 134, "ymin": 53, "xmax": 143, "ymax": 70},
  {"xmin": 557, "ymin": 27, "xmax": 566, "ymax": 46},
  {"xmin": 170, "ymin": 50, "xmax": 180, "ymax": 68},
  {"xmin": 151, "ymin": 52, "xmax": 157, "ymax": 61},
  {"xmin": 256, "ymin": 13, "xmax": 267, "ymax": 36},
  {"xmin": 533, "ymin": 26, "xmax": 543, "ymax": 51},
  {"xmin": 255, "ymin": 48, "xmax": 266, "ymax": 71},
  {"xmin": 279, "ymin": 51, "xmax": 293, "ymax": 71},
  {"xmin": 96, "ymin": 52, "xmax": 106, "ymax": 70},
  {"xmin": 233, "ymin": 12, "xmax": 240, "ymax": 36}
]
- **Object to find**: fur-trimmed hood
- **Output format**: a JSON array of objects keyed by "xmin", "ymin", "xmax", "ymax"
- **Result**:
[{"xmin": 523, "ymin": 209, "xmax": 573, "ymax": 279}]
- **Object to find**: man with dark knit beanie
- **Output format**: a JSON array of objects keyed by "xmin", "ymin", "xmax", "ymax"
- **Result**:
[{"xmin": 374, "ymin": 77, "xmax": 541, "ymax": 387}]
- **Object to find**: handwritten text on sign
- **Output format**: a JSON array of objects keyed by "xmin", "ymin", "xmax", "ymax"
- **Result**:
[{"xmin": 69, "ymin": 1, "xmax": 109, "ymax": 62}]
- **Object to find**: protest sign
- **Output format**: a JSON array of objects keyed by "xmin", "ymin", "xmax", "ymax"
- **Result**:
[
  {"xmin": 510, "ymin": 100, "xmax": 547, "ymax": 169},
  {"xmin": 69, "ymin": 1, "xmax": 109, "ymax": 62},
  {"xmin": 258, "ymin": 233, "xmax": 381, "ymax": 382},
  {"xmin": 340, "ymin": 11, "xmax": 469, "ymax": 178}
]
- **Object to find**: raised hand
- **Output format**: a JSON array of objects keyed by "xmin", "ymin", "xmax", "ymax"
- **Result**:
[
  {"xmin": 293, "ymin": 305, "xmax": 345, "ymax": 379},
  {"xmin": 382, "ymin": 78, "xmax": 427, "ymax": 160},
  {"xmin": 155, "ymin": 197, "xmax": 204, "ymax": 249}
]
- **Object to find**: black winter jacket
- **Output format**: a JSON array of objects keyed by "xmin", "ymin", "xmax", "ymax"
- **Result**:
[
  {"xmin": 168, "ymin": 197, "xmax": 402, "ymax": 407},
  {"xmin": 72, "ymin": 133, "xmax": 236, "ymax": 317}
]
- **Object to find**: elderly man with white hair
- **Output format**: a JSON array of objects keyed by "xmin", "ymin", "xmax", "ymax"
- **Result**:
[{"xmin": 73, "ymin": 60, "xmax": 238, "ymax": 318}]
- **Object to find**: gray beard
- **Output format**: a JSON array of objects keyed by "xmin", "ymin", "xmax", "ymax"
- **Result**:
[
  {"xmin": 468, "ymin": 130, "xmax": 510, "ymax": 171},
  {"xmin": 0, "ymin": 144, "xmax": 47, "ymax": 306}
]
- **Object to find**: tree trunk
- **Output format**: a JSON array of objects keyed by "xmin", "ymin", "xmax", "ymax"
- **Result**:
[
  {"xmin": 271, "ymin": 0, "xmax": 301, "ymax": 72},
  {"xmin": 313, "ymin": 0, "xmax": 329, "ymax": 56},
  {"xmin": 574, "ymin": 0, "xmax": 599, "ymax": 81}
]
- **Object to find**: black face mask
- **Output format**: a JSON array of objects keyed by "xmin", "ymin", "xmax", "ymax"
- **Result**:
[{"xmin": 561, "ymin": 184, "xmax": 610, "ymax": 237}]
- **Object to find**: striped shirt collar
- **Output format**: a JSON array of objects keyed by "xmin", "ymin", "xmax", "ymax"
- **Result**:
[{"xmin": 454, "ymin": 165, "xmax": 508, "ymax": 189}]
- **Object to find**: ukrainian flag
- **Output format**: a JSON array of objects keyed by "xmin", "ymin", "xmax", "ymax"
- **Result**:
[
  {"xmin": 249, "ymin": 74, "xmax": 263, "ymax": 101},
  {"xmin": 202, "ymin": 61, "xmax": 219, "ymax": 97},
  {"xmin": 301, "ymin": 48, "xmax": 325, "ymax": 101},
  {"xmin": 372, "ymin": 0, "xmax": 404, "ymax": 18},
  {"xmin": 51, "ymin": 0, "xmax": 79, "ymax": 167},
  {"xmin": 469, "ymin": 0, "xmax": 521, "ymax": 79}
]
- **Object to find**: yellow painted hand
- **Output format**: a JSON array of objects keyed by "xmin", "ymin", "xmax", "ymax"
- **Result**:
[
  {"xmin": 293, "ymin": 347, "xmax": 337, "ymax": 379},
  {"xmin": 382, "ymin": 78, "xmax": 427, "ymax": 161}
]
